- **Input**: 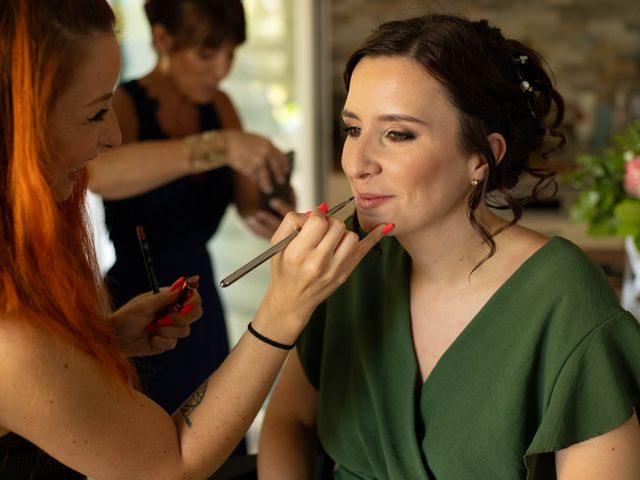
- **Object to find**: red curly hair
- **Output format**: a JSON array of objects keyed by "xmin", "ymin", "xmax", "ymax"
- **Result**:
[{"xmin": 0, "ymin": 0, "xmax": 137, "ymax": 386}]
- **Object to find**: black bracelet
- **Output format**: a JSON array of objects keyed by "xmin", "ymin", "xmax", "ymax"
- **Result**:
[{"xmin": 247, "ymin": 322, "xmax": 295, "ymax": 350}]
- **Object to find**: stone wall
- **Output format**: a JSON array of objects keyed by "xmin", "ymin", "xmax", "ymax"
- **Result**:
[{"xmin": 328, "ymin": 0, "xmax": 640, "ymax": 163}]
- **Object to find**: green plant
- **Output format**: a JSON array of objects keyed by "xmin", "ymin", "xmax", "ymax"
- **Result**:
[{"xmin": 569, "ymin": 120, "xmax": 640, "ymax": 248}]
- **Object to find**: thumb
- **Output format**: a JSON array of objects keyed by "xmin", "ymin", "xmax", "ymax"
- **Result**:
[{"xmin": 355, "ymin": 223, "xmax": 394, "ymax": 261}]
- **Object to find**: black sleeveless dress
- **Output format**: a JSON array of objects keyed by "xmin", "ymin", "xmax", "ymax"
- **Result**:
[
  {"xmin": 103, "ymin": 80, "xmax": 236, "ymax": 415},
  {"xmin": 0, "ymin": 432, "xmax": 85, "ymax": 479}
]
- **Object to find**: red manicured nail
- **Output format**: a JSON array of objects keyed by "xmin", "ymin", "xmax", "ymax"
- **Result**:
[
  {"xmin": 382, "ymin": 223, "xmax": 395, "ymax": 235},
  {"xmin": 180, "ymin": 304, "xmax": 193, "ymax": 315},
  {"xmin": 171, "ymin": 277, "xmax": 186, "ymax": 291},
  {"xmin": 146, "ymin": 323, "xmax": 158, "ymax": 333},
  {"xmin": 304, "ymin": 211, "xmax": 311, "ymax": 217},
  {"xmin": 156, "ymin": 316, "xmax": 173, "ymax": 327},
  {"xmin": 318, "ymin": 202, "xmax": 329, "ymax": 214}
]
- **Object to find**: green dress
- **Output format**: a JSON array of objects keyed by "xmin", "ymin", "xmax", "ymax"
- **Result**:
[{"xmin": 298, "ymin": 234, "xmax": 640, "ymax": 479}]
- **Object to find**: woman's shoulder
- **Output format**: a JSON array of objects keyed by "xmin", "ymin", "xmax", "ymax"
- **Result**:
[
  {"xmin": 0, "ymin": 316, "xmax": 65, "ymax": 371},
  {"xmin": 501, "ymin": 225, "xmax": 604, "ymax": 280},
  {"xmin": 211, "ymin": 89, "xmax": 241, "ymax": 129},
  {"xmin": 0, "ymin": 317, "xmax": 55, "ymax": 424},
  {"xmin": 0, "ymin": 316, "xmax": 95, "ymax": 384},
  {"xmin": 0, "ymin": 316, "xmax": 110, "ymax": 429},
  {"xmin": 494, "ymin": 226, "xmax": 622, "ymax": 317}
]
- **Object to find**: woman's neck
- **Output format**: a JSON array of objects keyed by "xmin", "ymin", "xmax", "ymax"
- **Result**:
[
  {"xmin": 398, "ymin": 206, "xmax": 509, "ymax": 287},
  {"xmin": 143, "ymin": 67, "xmax": 191, "ymax": 107}
]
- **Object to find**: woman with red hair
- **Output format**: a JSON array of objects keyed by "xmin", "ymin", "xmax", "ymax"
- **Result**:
[{"xmin": 0, "ymin": 0, "xmax": 389, "ymax": 478}]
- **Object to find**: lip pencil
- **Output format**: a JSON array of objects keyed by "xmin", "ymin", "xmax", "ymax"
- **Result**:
[
  {"xmin": 136, "ymin": 225, "xmax": 160, "ymax": 294},
  {"xmin": 219, "ymin": 196, "xmax": 355, "ymax": 288}
]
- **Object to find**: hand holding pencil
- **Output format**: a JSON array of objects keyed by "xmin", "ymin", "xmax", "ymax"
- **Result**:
[
  {"xmin": 110, "ymin": 277, "xmax": 203, "ymax": 357},
  {"xmin": 244, "ymin": 201, "xmax": 394, "ymax": 348},
  {"xmin": 123, "ymin": 226, "xmax": 203, "ymax": 355}
]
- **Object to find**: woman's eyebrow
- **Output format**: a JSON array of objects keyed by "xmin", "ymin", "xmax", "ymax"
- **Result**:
[
  {"xmin": 341, "ymin": 109, "xmax": 427, "ymax": 126},
  {"xmin": 341, "ymin": 109, "xmax": 359, "ymax": 120},
  {"xmin": 377, "ymin": 113, "xmax": 427, "ymax": 125},
  {"xmin": 83, "ymin": 91, "xmax": 113, "ymax": 107}
]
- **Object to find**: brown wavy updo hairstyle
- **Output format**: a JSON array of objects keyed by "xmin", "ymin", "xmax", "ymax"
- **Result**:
[
  {"xmin": 344, "ymin": 14, "xmax": 565, "ymax": 259},
  {"xmin": 144, "ymin": 0, "xmax": 246, "ymax": 50}
]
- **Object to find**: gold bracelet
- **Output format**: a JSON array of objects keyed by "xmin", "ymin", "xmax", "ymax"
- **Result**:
[{"xmin": 184, "ymin": 130, "xmax": 227, "ymax": 173}]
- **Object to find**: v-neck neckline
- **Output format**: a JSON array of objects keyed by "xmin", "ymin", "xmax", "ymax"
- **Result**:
[
  {"xmin": 134, "ymin": 80, "xmax": 207, "ymax": 140},
  {"xmin": 411, "ymin": 236, "xmax": 561, "ymax": 392}
]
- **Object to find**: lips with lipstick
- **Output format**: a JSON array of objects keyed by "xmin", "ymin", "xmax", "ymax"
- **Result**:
[{"xmin": 357, "ymin": 193, "xmax": 393, "ymax": 209}]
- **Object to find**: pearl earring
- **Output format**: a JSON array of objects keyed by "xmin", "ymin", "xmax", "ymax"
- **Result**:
[{"xmin": 471, "ymin": 178, "xmax": 480, "ymax": 186}]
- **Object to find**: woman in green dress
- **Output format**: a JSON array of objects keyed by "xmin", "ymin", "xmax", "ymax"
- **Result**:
[{"xmin": 258, "ymin": 14, "xmax": 640, "ymax": 480}]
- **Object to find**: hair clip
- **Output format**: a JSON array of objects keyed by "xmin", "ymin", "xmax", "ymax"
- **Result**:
[
  {"xmin": 512, "ymin": 54, "xmax": 534, "ymax": 93},
  {"xmin": 511, "ymin": 53, "xmax": 536, "ymax": 117},
  {"xmin": 520, "ymin": 80, "xmax": 533, "ymax": 93}
]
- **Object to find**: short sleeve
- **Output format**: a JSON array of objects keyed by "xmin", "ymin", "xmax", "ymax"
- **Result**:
[
  {"xmin": 296, "ymin": 302, "xmax": 327, "ymax": 389},
  {"xmin": 526, "ymin": 311, "xmax": 640, "ymax": 464}
]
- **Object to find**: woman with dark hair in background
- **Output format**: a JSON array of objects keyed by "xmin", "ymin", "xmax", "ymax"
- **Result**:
[
  {"xmin": 0, "ymin": 0, "xmax": 388, "ymax": 478},
  {"xmin": 89, "ymin": 0, "xmax": 294, "ymax": 426},
  {"xmin": 259, "ymin": 14, "xmax": 640, "ymax": 479}
]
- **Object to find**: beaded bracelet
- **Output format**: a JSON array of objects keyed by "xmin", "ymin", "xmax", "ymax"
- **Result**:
[{"xmin": 247, "ymin": 322, "xmax": 295, "ymax": 350}]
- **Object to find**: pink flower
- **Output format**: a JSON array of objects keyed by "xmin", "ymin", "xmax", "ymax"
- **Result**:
[{"xmin": 625, "ymin": 156, "xmax": 640, "ymax": 198}]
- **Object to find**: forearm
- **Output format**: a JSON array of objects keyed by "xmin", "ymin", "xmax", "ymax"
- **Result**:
[
  {"xmin": 170, "ymin": 305, "xmax": 307, "ymax": 476},
  {"xmin": 89, "ymin": 140, "xmax": 191, "ymax": 199}
]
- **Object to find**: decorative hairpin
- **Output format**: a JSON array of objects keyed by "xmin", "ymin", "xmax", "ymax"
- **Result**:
[
  {"xmin": 511, "ymin": 52, "xmax": 536, "ymax": 118},
  {"xmin": 512, "ymin": 54, "xmax": 534, "ymax": 93},
  {"xmin": 520, "ymin": 80, "xmax": 533, "ymax": 93}
]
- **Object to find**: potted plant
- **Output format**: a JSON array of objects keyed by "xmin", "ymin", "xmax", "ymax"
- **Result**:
[{"xmin": 569, "ymin": 120, "xmax": 640, "ymax": 315}]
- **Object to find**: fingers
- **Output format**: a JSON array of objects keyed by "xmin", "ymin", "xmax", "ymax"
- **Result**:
[
  {"xmin": 255, "ymin": 148, "xmax": 288, "ymax": 194},
  {"xmin": 267, "ymin": 146, "xmax": 289, "ymax": 185},
  {"xmin": 225, "ymin": 131, "xmax": 289, "ymax": 194},
  {"xmin": 269, "ymin": 202, "xmax": 393, "ymax": 268},
  {"xmin": 254, "ymin": 164, "xmax": 273, "ymax": 195},
  {"xmin": 245, "ymin": 211, "xmax": 283, "ymax": 239},
  {"xmin": 146, "ymin": 277, "xmax": 203, "ymax": 331},
  {"xmin": 150, "ymin": 335, "xmax": 178, "ymax": 353},
  {"xmin": 146, "ymin": 300, "xmax": 201, "ymax": 336},
  {"xmin": 154, "ymin": 325, "xmax": 192, "ymax": 340},
  {"xmin": 270, "ymin": 210, "xmax": 308, "ymax": 244},
  {"xmin": 267, "ymin": 197, "xmax": 295, "ymax": 217},
  {"xmin": 355, "ymin": 222, "xmax": 393, "ymax": 261}
]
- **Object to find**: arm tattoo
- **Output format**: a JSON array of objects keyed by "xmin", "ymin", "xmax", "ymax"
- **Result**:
[{"xmin": 180, "ymin": 380, "xmax": 208, "ymax": 428}]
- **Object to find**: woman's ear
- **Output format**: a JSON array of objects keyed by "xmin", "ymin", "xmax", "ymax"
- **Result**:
[
  {"xmin": 151, "ymin": 24, "xmax": 173, "ymax": 55},
  {"xmin": 487, "ymin": 132, "xmax": 507, "ymax": 165},
  {"xmin": 469, "ymin": 155, "xmax": 489, "ymax": 183},
  {"xmin": 467, "ymin": 133, "xmax": 506, "ymax": 184}
]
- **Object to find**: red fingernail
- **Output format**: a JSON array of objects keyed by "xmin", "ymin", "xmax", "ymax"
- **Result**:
[
  {"xmin": 146, "ymin": 323, "xmax": 158, "ymax": 333},
  {"xmin": 382, "ymin": 223, "xmax": 395, "ymax": 235},
  {"xmin": 171, "ymin": 277, "xmax": 186, "ymax": 291},
  {"xmin": 304, "ymin": 211, "xmax": 311, "ymax": 217},
  {"xmin": 156, "ymin": 316, "xmax": 173, "ymax": 327},
  {"xmin": 180, "ymin": 304, "xmax": 193, "ymax": 315},
  {"xmin": 319, "ymin": 202, "xmax": 329, "ymax": 214}
]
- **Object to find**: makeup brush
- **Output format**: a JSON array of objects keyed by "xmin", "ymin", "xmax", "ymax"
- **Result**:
[{"xmin": 219, "ymin": 196, "xmax": 355, "ymax": 288}]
